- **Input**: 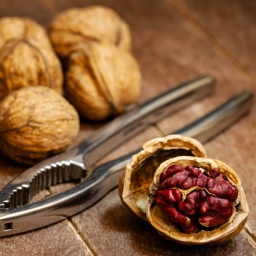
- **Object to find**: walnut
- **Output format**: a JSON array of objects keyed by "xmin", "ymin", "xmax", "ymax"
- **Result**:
[
  {"xmin": 49, "ymin": 6, "xmax": 141, "ymax": 120},
  {"xmin": 65, "ymin": 42, "xmax": 141, "ymax": 120},
  {"xmin": 147, "ymin": 157, "xmax": 248, "ymax": 245},
  {"xmin": 0, "ymin": 17, "xmax": 53, "ymax": 49},
  {"xmin": 0, "ymin": 17, "xmax": 63, "ymax": 100},
  {"xmin": 0, "ymin": 86, "xmax": 79, "ymax": 165},
  {"xmin": 49, "ymin": 5, "xmax": 132, "ymax": 60},
  {"xmin": 119, "ymin": 135, "xmax": 249, "ymax": 245},
  {"xmin": 119, "ymin": 135, "xmax": 207, "ymax": 221}
]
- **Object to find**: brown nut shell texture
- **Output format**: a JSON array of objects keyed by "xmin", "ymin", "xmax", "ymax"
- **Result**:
[
  {"xmin": 0, "ymin": 17, "xmax": 52, "ymax": 49},
  {"xmin": 0, "ymin": 86, "xmax": 79, "ymax": 165},
  {"xmin": 119, "ymin": 135, "xmax": 249, "ymax": 246},
  {"xmin": 119, "ymin": 135, "xmax": 206, "ymax": 221},
  {"xmin": 65, "ymin": 42, "xmax": 141, "ymax": 120},
  {"xmin": 0, "ymin": 17, "xmax": 63, "ymax": 100},
  {"xmin": 49, "ymin": 5, "xmax": 131, "ymax": 59},
  {"xmin": 147, "ymin": 156, "xmax": 249, "ymax": 245}
]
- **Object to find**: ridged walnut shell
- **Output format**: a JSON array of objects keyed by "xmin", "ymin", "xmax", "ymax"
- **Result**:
[
  {"xmin": 49, "ymin": 5, "xmax": 131, "ymax": 60},
  {"xmin": 0, "ymin": 86, "xmax": 79, "ymax": 165},
  {"xmin": 0, "ymin": 17, "xmax": 63, "ymax": 100},
  {"xmin": 119, "ymin": 135, "xmax": 207, "ymax": 221},
  {"xmin": 65, "ymin": 42, "xmax": 141, "ymax": 120},
  {"xmin": 146, "ymin": 156, "xmax": 249, "ymax": 246},
  {"xmin": 0, "ymin": 17, "xmax": 52, "ymax": 49}
]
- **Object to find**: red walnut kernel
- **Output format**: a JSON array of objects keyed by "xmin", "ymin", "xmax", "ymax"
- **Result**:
[
  {"xmin": 207, "ymin": 169, "xmax": 238, "ymax": 201},
  {"xmin": 158, "ymin": 165, "xmax": 208, "ymax": 190},
  {"xmin": 147, "ymin": 156, "xmax": 249, "ymax": 245},
  {"xmin": 156, "ymin": 164, "xmax": 238, "ymax": 233},
  {"xmin": 199, "ymin": 196, "xmax": 233, "ymax": 227}
]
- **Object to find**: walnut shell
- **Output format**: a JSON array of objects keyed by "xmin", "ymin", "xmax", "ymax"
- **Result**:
[
  {"xmin": 65, "ymin": 42, "xmax": 141, "ymax": 120},
  {"xmin": 146, "ymin": 156, "xmax": 249, "ymax": 245},
  {"xmin": 0, "ymin": 17, "xmax": 52, "ymax": 49},
  {"xmin": 0, "ymin": 86, "xmax": 79, "ymax": 165},
  {"xmin": 0, "ymin": 17, "xmax": 63, "ymax": 100},
  {"xmin": 119, "ymin": 135, "xmax": 207, "ymax": 221},
  {"xmin": 49, "ymin": 5, "xmax": 131, "ymax": 60}
]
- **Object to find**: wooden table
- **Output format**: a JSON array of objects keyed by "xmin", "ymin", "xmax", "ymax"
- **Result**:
[{"xmin": 0, "ymin": 0, "xmax": 255, "ymax": 255}]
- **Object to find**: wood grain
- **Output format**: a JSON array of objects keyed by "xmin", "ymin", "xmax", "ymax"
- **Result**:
[
  {"xmin": 177, "ymin": 0, "xmax": 256, "ymax": 82},
  {"xmin": 0, "ymin": 0, "xmax": 255, "ymax": 255}
]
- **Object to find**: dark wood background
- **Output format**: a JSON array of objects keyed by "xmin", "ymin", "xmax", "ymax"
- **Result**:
[{"xmin": 0, "ymin": 0, "xmax": 255, "ymax": 255}]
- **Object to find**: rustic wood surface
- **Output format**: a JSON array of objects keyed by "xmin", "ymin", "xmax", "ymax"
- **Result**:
[{"xmin": 0, "ymin": 0, "xmax": 256, "ymax": 255}]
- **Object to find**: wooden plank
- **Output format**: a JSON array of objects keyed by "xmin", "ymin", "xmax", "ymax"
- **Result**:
[
  {"xmin": 173, "ymin": 0, "xmax": 256, "ymax": 82},
  {"xmin": 0, "ymin": 221, "xmax": 93, "ymax": 256},
  {"xmin": 0, "ymin": 0, "xmax": 255, "ymax": 255},
  {"xmin": 67, "ymin": 0, "xmax": 256, "ymax": 253},
  {"xmin": 73, "ymin": 190, "xmax": 255, "ymax": 256}
]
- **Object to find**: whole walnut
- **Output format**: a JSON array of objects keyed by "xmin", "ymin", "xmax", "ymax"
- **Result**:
[
  {"xmin": 49, "ymin": 5, "xmax": 131, "ymax": 60},
  {"xmin": 0, "ymin": 17, "xmax": 53, "ymax": 49},
  {"xmin": 0, "ymin": 17, "xmax": 63, "ymax": 100},
  {"xmin": 65, "ymin": 42, "xmax": 141, "ymax": 120},
  {"xmin": 0, "ymin": 86, "xmax": 79, "ymax": 165}
]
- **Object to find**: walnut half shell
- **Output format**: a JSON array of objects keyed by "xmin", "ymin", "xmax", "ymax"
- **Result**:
[
  {"xmin": 119, "ymin": 135, "xmax": 207, "ymax": 221},
  {"xmin": 146, "ymin": 156, "xmax": 249, "ymax": 245},
  {"xmin": 119, "ymin": 135, "xmax": 249, "ymax": 246}
]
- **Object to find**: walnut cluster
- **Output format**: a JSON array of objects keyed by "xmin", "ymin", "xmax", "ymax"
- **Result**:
[
  {"xmin": 49, "ymin": 6, "xmax": 141, "ymax": 120},
  {"xmin": 0, "ymin": 5, "xmax": 140, "ymax": 164}
]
